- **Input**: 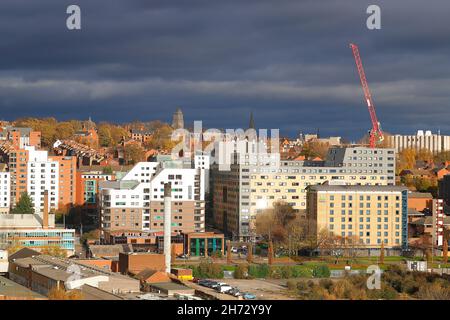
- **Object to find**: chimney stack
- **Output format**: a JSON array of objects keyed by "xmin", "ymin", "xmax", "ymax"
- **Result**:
[
  {"xmin": 163, "ymin": 183, "xmax": 172, "ymax": 273},
  {"xmin": 43, "ymin": 190, "xmax": 49, "ymax": 229}
]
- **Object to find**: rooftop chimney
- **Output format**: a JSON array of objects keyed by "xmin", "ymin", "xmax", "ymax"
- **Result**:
[
  {"xmin": 163, "ymin": 183, "xmax": 172, "ymax": 273},
  {"xmin": 43, "ymin": 190, "xmax": 49, "ymax": 229}
]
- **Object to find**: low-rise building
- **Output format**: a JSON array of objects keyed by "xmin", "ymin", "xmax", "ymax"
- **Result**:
[
  {"xmin": 8, "ymin": 254, "xmax": 140, "ymax": 297},
  {"xmin": 0, "ymin": 193, "xmax": 75, "ymax": 255}
]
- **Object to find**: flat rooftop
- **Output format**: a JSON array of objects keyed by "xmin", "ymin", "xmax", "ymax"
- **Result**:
[{"xmin": 308, "ymin": 185, "xmax": 408, "ymax": 192}]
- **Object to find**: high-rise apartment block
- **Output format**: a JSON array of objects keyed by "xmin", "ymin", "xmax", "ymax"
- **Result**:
[
  {"xmin": 100, "ymin": 159, "xmax": 205, "ymax": 240},
  {"xmin": 211, "ymin": 144, "xmax": 396, "ymax": 240},
  {"xmin": 390, "ymin": 130, "xmax": 450, "ymax": 154},
  {"xmin": 306, "ymin": 185, "xmax": 408, "ymax": 250},
  {"xmin": 26, "ymin": 146, "xmax": 60, "ymax": 213},
  {"xmin": 0, "ymin": 144, "xmax": 77, "ymax": 214},
  {"xmin": 0, "ymin": 165, "xmax": 10, "ymax": 214},
  {"xmin": 49, "ymin": 155, "xmax": 77, "ymax": 213}
]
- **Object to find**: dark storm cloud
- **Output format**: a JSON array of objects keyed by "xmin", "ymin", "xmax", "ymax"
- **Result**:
[{"xmin": 0, "ymin": 0, "xmax": 449, "ymax": 139}]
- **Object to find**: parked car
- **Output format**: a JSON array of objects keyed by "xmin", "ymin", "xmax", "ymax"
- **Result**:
[
  {"xmin": 177, "ymin": 254, "xmax": 189, "ymax": 259},
  {"xmin": 243, "ymin": 293, "xmax": 256, "ymax": 300},
  {"xmin": 211, "ymin": 282, "xmax": 227, "ymax": 289},
  {"xmin": 231, "ymin": 247, "xmax": 238, "ymax": 253},
  {"xmin": 227, "ymin": 287, "xmax": 241, "ymax": 297},
  {"xmin": 216, "ymin": 285, "xmax": 233, "ymax": 294},
  {"xmin": 207, "ymin": 281, "xmax": 219, "ymax": 289},
  {"xmin": 198, "ymin": 279, "xmax": 213, "ymax": 287}
]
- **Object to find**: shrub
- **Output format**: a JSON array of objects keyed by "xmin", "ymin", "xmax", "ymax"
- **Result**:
[
  {"xmin": 234, "ymin": 264, "xmax": 248, "ymax": 279},
  {"xmin": 287, "ymin": 280, "xmax": 297, "ymax": 290},
  {"xmin": 312, "ymin": 264, "xmax": 331, "ymax": 278},
  {"xmin": 319, "ymin": 279, "xmax": 333, "ymax": 290},
  {"xmin": 296, "ymin": 280, "xmax": 309, "ymax": 291},
  {"xmin": 281, "ymin": 266, "xmax": 293, "ymax": 279},
  {"xmin": 191, "ymin": 261, "xmax": 224, "ymax": 279},
  {"xmin": 248, "ymin": 264, "xmax": 270, "ymax": 278},
  {"xmin": 269, "ymin": 266, "xmax": 282, "ymax": 279}
]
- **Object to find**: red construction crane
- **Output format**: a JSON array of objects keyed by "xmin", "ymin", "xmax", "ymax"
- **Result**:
[{"xmin": 350, "ymin": 43, "xmax": 384, "ymax": 148}]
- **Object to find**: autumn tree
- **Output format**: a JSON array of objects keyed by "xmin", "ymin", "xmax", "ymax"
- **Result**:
[
  {"xmin": 397, "ymin": 148, "xmax": 416, "ymax": 173},
  {"xmin": 380, "ymin": 242, "xmax": 385, "ymax": 264},
  {"xmin": 300, "ymin": 141, "xmax": 329, "ymax": 159},
  {"xmin": 443, "ymin": 232, "xmax": 448, "ymax": 264},
  {"xmin": 55, "ymin": 122, "xmax": 76, "ymax": 140},
  {"xmin": 41, "ymin": 246, "xmax": 67, "ymax": 258},
  {"xmin": 109, "ymin": 125, "xmax": 128, "ymax": 146},
  {"xmin": 145, "ymin": 124, "xmax": 176, "ymax": 151},
  {"xmin": 123, "ymin": 143, "xmax": 145, "ymax": 164},
  {"xmin": 268, "ymin": 240, "xmax": 274, "ymax": 265},
  {"xmin": 11, "ymin": 193, "xmax": 34, "ymax": 214},
  {"xmin": 302, "ymin": 228, "xmax": 340, "ymax": 257},
  {"xmin": 416, "ymin": 148, "xmax": 433, "ymax": 163},
  {"xmin": 256, "ymin": 202, "xmax": 306, "ymax": 250},
  {"xmin": 98, "ymin": 124, "xmax": 113, "ymax": 147},
  {"xmin": 48, "ymin": 287, "xmax": 83, "ymax": 300},
  {"xmin": 247, "ymin": 244, "xmax": 253, "ymax": 264},
  {"xmin": 226, "ymin": 240, "xmax": 232, "ymax": 264}
]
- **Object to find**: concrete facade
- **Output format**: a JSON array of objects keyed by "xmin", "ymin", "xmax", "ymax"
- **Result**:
[{"xmin": 390, "ymin": 130, "xmax": 450, "ymax": 154}]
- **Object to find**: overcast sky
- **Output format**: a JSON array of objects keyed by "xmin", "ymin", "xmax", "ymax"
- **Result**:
[{"xmin": 0, "ymin": 0, "xmax": 449, "ymax": 140}]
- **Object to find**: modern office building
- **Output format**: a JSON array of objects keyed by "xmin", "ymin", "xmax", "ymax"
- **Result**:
[
  {"xmin": 306, "ymin": 185, "xmax": 408, "ymax": 250},
  {"xmin": 211, "ymin": 143, "xmax": 396, "ymax": 241},
  {"xmin": 390, "ymin": 130, "xmax": 450, "ymax": 154},
  {"xmin": 100, "ymin": 159, "xmax": 205, "ymax": 240}
]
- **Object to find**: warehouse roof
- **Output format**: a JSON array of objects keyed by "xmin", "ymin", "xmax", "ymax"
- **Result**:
[{"xmin": 0, "ymin": 276, "xmax": 46, "ymax": 299}]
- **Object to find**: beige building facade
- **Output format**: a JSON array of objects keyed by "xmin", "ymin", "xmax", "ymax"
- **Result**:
[{"xmin": 306, "ymin": 185, "xmax": 408, "ymax": 249}]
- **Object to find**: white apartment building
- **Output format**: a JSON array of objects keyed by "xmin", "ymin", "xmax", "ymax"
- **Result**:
[
  {"xmin": 25, "ymin": 146, "xmax": 59, "ymax": 214},
  {"xmin": 0, "ymin": 171, "xmax": 10, "ymax": 214},
  {"xmin": 100, "ymin": 160, "xmax": 205, "ymax": 237},
  {"xmin": 390, "ymin": 130, "xmax": 450, "ymax": 154},
  {"xmin": 194, "ymin": 153, "xmax": 210, "ymax": 193}
]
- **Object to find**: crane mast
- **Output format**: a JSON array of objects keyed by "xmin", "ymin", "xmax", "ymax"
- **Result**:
[{"xmin": 350, "ymin": 43, "xmax": 384, "ymax": 148}]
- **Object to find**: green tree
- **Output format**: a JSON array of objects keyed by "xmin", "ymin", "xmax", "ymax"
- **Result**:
[
  {"xmin": 102, "ymin": 166, "xmax": 113, "ymax": 175},
  {"xmin": 11, "ymin": 193, "xmax": 34, "ymax": 214}
]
